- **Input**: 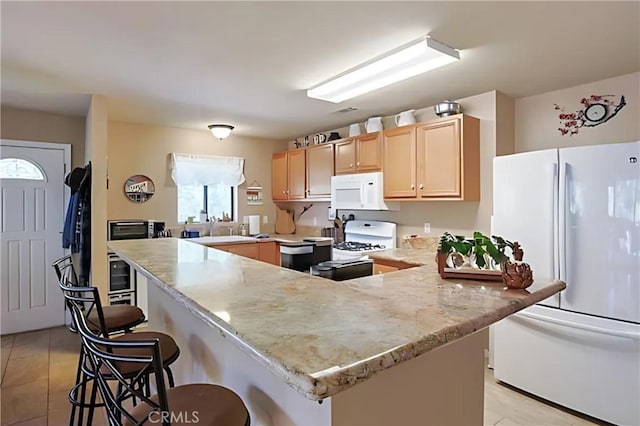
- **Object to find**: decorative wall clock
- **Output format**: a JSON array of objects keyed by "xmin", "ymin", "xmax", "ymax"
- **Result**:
[{"xmin": 554, "ymin": 94, "xmax": 626, "ymax": 136}]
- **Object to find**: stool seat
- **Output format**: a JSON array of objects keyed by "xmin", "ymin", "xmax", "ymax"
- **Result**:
[
  {"xmin": 100, "ymin": 331, "xmax": 179, "ymax": 377},
  {"xmin": 87, "ymin": 304, "xmax": 145, "ymax": 333},
  {"xmin": 126, "ymin": 384, "xmax": 249, "ymax": 426}
]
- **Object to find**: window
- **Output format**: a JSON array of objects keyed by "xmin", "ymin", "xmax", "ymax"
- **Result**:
[
  {"xmin": 170, "ymin": 153, "xmax": 245, "ymax": 223},
  {"xmin": 177, "ymin": 184, "xmax": 234, "ymax": 223},
  {"xmin": 0, "ymin": 158, "xmax": 45, "ymax": 180}
]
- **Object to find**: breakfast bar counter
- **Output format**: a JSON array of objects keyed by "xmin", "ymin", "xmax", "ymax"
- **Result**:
[{"xmin": 107, "ymin": 238, "xmax": 565, "ymax": 426}]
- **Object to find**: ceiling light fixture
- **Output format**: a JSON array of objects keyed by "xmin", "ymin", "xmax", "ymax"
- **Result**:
[
  {"xmin": 307, "ymin": 36, "xmax": 460, "ymax": 103},
  {"xmin": 208, "ymin": 124, "xmax": 234, "ymax": 140}
]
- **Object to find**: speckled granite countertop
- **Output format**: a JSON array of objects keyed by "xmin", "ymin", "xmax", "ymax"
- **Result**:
[
  {"xmin": 107, "ymin": 239, "xmax": 565, "ymax": 401},
  {"xmin": 185, "ymin": 233, "xmax": 321, "ymax": 246}
]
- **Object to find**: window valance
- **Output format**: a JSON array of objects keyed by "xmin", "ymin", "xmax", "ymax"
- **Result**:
[{"xmin": 170, "ymin": 153, "xmax": 245, "ymax": 186}]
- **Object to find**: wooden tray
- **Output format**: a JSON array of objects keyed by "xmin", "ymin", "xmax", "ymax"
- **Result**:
[{"xmin": 436, "ymin": 252, "xmax": 503, "ymax": 282}]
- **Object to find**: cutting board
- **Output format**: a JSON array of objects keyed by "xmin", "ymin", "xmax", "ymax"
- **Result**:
[{"xmin": 275, "ymin": 206, "xmax": 295, "ymax": 234}]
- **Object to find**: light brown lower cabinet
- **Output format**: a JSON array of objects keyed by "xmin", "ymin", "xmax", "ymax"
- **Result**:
[
  {"xmin": 210, "ymin": 242, "xmax": 280, "ymax": 266},
  {"xmin": 258, "ymin": 242, "xmax": 280, "ymax": 266},
  {"xmin": 373, "ymin": 263, "xmax": 399, "ymax": 275},
  {"xmin": 372, "ymin": 258, "xmax": 418, "ymax": 275}
]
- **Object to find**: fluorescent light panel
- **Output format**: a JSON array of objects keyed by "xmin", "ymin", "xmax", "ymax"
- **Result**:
[{"xmin": 307, "ymin": 37, "xmax": 459, "ymax": 103}]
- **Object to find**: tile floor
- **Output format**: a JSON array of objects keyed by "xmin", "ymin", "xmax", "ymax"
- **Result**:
[{"xmin": 1, "ymin": 327, "xmax": 605, "ymax": 426}]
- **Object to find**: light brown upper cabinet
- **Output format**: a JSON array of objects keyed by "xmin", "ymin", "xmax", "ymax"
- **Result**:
[
  {"xmin": 383, "ymin": 114, "xmax": 480, "ymax": 201},
  {"xmin": 382, "ymin": 126, "xmax": 417, "ymax": 198},
  {"xmin": 306, "ymin": 144, "xmax": 334, "ymax": 198},
  {"xmin": 272, "ymin": 149, "xmax": 306, "ymax": 201},
  {"xmin": 334, "ymin": 133, "xmax": 382, "ymax": 175}
]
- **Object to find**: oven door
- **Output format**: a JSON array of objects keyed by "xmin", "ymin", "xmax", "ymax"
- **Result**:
[{"xmin": 107, "ymin": 221, "xmax": 149, "ymax": 240}]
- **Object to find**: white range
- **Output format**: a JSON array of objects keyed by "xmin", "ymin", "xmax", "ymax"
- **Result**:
[{"xmin": 332, "ymin": 220, "xmax": 396, "ymax": 261}]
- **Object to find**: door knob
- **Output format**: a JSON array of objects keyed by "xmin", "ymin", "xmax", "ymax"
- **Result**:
[
  {"xmin": 419, "ymin": 184, "xmax": 424, "ymax": 189},
  {"xmin": 411, "ymin": 184, "xmax": 415, "ymax": 190}
]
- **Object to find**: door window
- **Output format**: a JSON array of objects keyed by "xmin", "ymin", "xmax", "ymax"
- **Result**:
[{"xmin": 0, "ymin": 158, "xmax": 45, "ymax": 180}]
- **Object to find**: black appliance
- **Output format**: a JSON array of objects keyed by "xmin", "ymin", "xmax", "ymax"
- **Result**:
[
  {"xmin": 106, "ymin": 219, "xmax": 164, "ymax": 308},
  {"xmin": 303, "ymin": 237, "xmax": 333, "ymax": 265},
  {"xmin": 314, "ymin": 259, "xmax": 374, "ymax": 281},
  {"xmin": 107, "ymin": 220, "xmax": 166, "ymax": 240},
  {"xmin": 280, "ymin": 241, "xmax": 315, "ymax": 271},
  {"xmin": 280, "ymin": 238, "xmax": 333, "ymax": 272}
]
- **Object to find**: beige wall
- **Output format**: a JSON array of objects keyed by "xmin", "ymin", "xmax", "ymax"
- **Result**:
[
  {"xmin": 86, "ymin": 95, "xmax": 109, "ymax": 297},
  {"xmin": 0, "ymin": 105, "xmax": 86, "ymax": 168},
  {"xmin": 107, "ymin": 121, "xmax": 289, "ymax": 233},
  {"xmin": 515, "ymin": 72, "xmax": 640, "ymax": 152},
  {"xmin": 288, "ymin": 91, "xmax": 501, "ymax": 240}
]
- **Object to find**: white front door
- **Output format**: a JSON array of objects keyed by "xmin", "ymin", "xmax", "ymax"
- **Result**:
[{"xmin": 0, "ymin": 140, "xmax": 69, "ymax": 334}]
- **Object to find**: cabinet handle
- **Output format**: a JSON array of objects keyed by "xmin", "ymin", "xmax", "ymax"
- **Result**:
[
  {"xmin": 350, "ymin": 163, "xmax": 353, "ymax": 168},
  {"xmin": 411, "ymin": 184, "xmax": 415, "ymax": 190},
  {"xmin": 419, "ymin": 184, "xmax": 424, "ymax": 189},
  {"xmin": 356, "ymin": 162, "xmax": 360, "ymax": 167},
  {"xmin": 282, "ymin": 190, "xmax": 286, "ymax": 194}
]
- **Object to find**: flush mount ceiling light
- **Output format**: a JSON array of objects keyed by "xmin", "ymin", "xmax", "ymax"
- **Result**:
[
  {"xmin": 307, "ymin": 36, "xmax": 460, "ymax": 103},
  {"xmin": 208, "ymin": 124, "xmax": 234, "ymax": 140}
]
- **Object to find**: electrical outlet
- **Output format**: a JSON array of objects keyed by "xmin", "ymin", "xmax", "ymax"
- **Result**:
[
  {"xmin": 423, "ymin": 223, "xmax": 431, "ymax": 234},
  {"xmin": 263, "ymin": 216, "xmax": 268, "ymax": 224}
]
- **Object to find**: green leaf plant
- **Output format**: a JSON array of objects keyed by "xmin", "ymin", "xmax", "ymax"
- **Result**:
[{"xmin": 439, "ymin": 231, "xmax": 515, "ymax": 269}]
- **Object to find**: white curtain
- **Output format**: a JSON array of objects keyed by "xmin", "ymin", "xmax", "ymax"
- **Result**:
[{"xmin": 170, "ymin": 153, "xmax": 245, "ymax": 186}]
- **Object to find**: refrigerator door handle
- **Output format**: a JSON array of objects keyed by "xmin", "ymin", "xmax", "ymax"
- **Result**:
[
  {"xmin": 552, "ymin": 162, "xmax": 558, "ymax": 280},
  {"xmin": 518, "ymin": 311, "xmax": 640, "ymax": 340},
  {"xmin": 558, "ymin": 162, "xmax": 567, "ymax": 282}
]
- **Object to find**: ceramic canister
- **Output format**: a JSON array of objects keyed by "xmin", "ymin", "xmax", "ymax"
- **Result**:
[{"xmin": 365, "ymin": 116, "xmax": 383, "ymax": 133}]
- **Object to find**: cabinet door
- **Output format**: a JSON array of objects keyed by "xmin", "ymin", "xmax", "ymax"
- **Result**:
[
  {"xmin": 287, "ymin": 149, "xmax": 306, "ymax": 199},
  {"xmin": 306, "ymin": 144, "xmax": 334, "ymax": 198},
  {"xmin": 224, "ymin": 243, "xmax": 259, "ymax": 259},
  {"xmin": 373, "ymin": 263, "xmax": 399, "ymax": 275},
  {"xmin": 417, "ymin": 119, "xmax": 461, "ymax": 198},
  {"xmin": 334, "ymin": 139, "xmax": 356, "ymax": 174},
  {"xmin": 258, "ymin": 242, "xmax": 280, "ymax": 266},
  {"xmin": 356, "ymin": 133, "xmax": 381, "ymax": 172},
  {"xmin": 272, "ymin": 152, "xmax": 288, "ymax": 201},
  {"xmin": 383, "ymin": 126, "xmax": 417, "ymax": 198}
]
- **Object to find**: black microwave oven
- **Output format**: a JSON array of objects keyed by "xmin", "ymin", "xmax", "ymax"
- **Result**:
[{"xmin": 107, "ymin": 220, "xmax": 165, "ymax": 241}]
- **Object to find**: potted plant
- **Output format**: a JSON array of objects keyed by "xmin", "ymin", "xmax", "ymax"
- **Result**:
[
  {"xmin": 438, "ymin": 232, "xmax": 473, "ymax": 268},
  {"xmin": 437, "ymin": 231, "xmax": 532, "ymax": 289}
]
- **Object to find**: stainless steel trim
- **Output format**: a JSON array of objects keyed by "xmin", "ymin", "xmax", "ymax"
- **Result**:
[{"xmin": 280, "ymin": 246, "xmax": 313, "ymax": 255}]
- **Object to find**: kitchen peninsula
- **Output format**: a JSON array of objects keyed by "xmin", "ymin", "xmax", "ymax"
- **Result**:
[{"xmin": 107, "ymin": 238, "xmax": 565, "ymax": 426}]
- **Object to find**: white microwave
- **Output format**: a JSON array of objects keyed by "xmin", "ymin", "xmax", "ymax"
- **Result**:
[{"xmin": 330, "ymin": 172, "xmax": 390, "ymax": 210}]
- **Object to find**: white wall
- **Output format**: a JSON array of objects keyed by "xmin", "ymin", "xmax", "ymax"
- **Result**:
[
  {"xmin": 0, "ymin": 106, "xmax": 86, "ymax": 168},
  {"xmin": 515, "ymin": 72, "xmax": 639, "ymax": 152}
]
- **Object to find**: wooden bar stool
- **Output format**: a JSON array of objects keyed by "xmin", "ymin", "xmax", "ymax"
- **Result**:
[{"xmin": 68, "ymin": 298, "xmax": 250, "ymax": 426}]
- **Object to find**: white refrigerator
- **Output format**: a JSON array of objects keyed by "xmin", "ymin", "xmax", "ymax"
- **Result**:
[{"xmin": 491, "ymin": 141, "xmax": 640, "ymax": 426}]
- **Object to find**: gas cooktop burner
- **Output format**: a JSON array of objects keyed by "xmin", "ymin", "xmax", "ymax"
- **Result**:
[{"xmin": 333, "ymin": 241, "xmax": 386, "ymax": 252}]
